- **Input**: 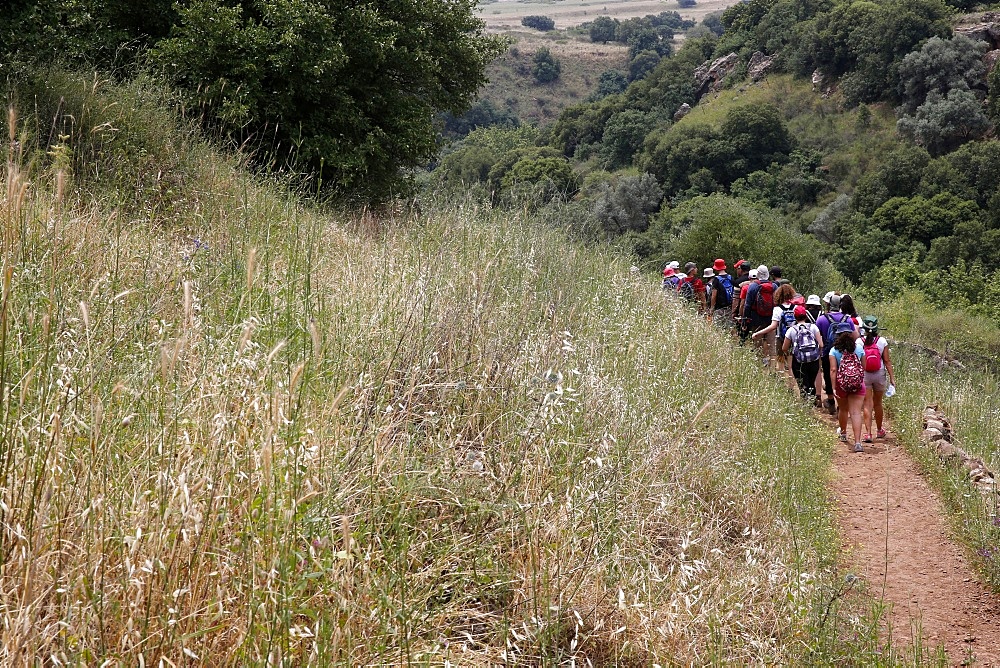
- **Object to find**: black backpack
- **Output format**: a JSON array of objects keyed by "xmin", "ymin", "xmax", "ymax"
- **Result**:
[{"xmin": 677, "ymin": 277, "xmax": 695, "ymax": 302}]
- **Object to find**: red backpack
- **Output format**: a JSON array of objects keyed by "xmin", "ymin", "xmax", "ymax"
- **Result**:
[
  {"xmin": 837, "ymin": 350, "xmax": 865, "ymax": 394},
  {"xmin": 863, "ymin": 337, "xmax": 883, "ymax": 372},
  {"xmin": 751, "ymin": 280, "xmax": 775, "ymax": 318}
]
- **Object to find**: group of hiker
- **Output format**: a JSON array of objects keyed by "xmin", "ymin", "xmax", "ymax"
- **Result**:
[{"xmin": 662, "ymin": 259, "xmax": 897, "ymax": 454}]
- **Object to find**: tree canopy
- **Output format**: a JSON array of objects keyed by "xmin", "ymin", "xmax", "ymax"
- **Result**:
[{"xmin": 2, "ymin": 0, "xmax": 505, "ymax": 201}]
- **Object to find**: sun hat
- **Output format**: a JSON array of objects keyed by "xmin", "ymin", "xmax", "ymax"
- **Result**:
[
  {"xmin": 822, "ymin": 291, "xmax": 836, "ymax": 304},
  {"xmin": 862, "ymin": 315, "xmax": 879, "ymax": 332},
  {"xmin": 756, "ymin": 265, "xmax": 770, "ymax": 281},
  {"xmin": 807, "ymin": 294, "xmax": 822, "ymax": 306},
  {"xmin": 793, "ymin": 305, "xmax": 807, "ymax": 318},
  {"xmin": 703, "ymin": 267, "xmax": 716, "ymax": 278},
  {"xmin": 829, "ymin": 294, "xmax": 842, "ymax": 309},
  {"xmin": 713, "ymin": 258, "xmax": 727, "ymax": 272},
  {"xmin": 684, "ymin": 261, "xmax": 697, "ymax": 272},
  {"xmin": 749, "ymin": 268, "xmax": 758, "ymax": 279},
  {"xmin": 667, "ymin": 261, "xmax": 680, "ymax": 270},
  {"xmin": 663, "ymin": 267, "xmax": 676, "ymax": 277}
]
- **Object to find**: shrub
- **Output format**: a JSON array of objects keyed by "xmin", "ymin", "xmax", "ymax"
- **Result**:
[
  {"xmin": 532, "ymin": 47, "xmax": 562, "ymax": 83},
  {"xmin": 521, "ymin": 15, "xmax": 555, "ymax": 31}
]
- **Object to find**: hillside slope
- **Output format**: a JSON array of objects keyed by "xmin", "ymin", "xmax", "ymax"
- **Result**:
[{"xmin": 0, "ymin": 72, "xmax": 886, "ymax": 664}]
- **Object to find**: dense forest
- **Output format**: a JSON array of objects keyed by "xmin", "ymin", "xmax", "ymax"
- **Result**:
[{"xmin": 434, "ymin": 0, "xmax": 1000, "ymax": 322}]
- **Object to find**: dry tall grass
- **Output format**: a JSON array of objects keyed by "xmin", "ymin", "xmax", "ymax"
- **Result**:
[{"xmin": 0, "ymin": 75, "xmax": 881, "ymax": 665}]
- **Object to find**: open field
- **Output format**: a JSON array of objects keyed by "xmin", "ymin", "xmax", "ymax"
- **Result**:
[{"xmin": 478, "ymin": 0, "xmax": 736, "ymax": 30}]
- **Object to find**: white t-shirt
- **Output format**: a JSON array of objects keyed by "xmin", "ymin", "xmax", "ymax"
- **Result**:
[{"xmin": 772, "ymin": 302, "xmax": 793, "ymax": 323}]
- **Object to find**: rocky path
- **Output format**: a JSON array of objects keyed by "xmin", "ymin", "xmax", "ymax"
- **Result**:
[{"xmin": 828, "ymin": 421, "xmax": 1000, "ymax": 665}]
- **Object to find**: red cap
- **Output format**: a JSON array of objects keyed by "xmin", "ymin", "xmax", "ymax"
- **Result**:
[
  {"xmin": 791, "ymin": 294, "xmax": 806, "ymax": 306},
  {"xmin": 713, "ymin": 258, "xmax": 727, "ymax": 272},
  {"xmin": 793, "ymin": 305, "xmax": 807, "ymax": 318}
]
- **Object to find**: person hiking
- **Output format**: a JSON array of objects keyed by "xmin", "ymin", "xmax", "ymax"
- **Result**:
[
  {"xmin": 743, "ymin": 265, "xmax": 777, "ymax": 362},
  {"xmin": 676, "ymin": 262, "xmax": 707, "ymax": 312},
  {"xmin": 816, "ymin": 293, "xmax": 855, "ymax": 415},
  {"xmin": 805, "ymin": 294, "xmax": 822, "ymax": 324},
  {"xmin": 782, "ymin": 304, "xmax": 823, "ymax": 406},
  {"xmin": 770, "ymin": 266, "xmax": 790, "ymax": 287},
  {"xmin": 662, "ymin": 265, "xmax": 680, "ymax": 291},
  {"xmin": 732, "ymin": 261, "xmax": 753, "ymax": 342},
  {"xmin": 708, "ymin": 258, "xmax": 734, "ymax": 328},
  {"xmin": 830, "ymin": 330, "xmax": 866, "ymax": 453},
  {"xmin": 839, "ymin": 294, "xmax": 860, "ymax": 327},
  {"xmin": 859, "ymin": 316, "xmax": 896, "ymax": 443},
  {"xmin": 750, "ymin": 282, "xmax": 796, "ymax": 376},
  {"xmin": 702, "ymin": 266, "xmax": 716, "ymax": 308}
]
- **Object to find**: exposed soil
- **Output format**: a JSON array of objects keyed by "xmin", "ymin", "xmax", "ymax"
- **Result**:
[{"xmin": 826, "ymin": 415, "xmax": 1000, "ymax": 665}]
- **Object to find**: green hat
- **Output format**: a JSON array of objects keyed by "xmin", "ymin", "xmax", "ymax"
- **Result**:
[{"xmin": 862, "ymin": 315, "xmax": 878, "ymax": 331}]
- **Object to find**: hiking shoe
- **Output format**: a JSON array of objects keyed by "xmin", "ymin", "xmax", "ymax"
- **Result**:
[
  {"xmin": 862, "ymin": 433, "xmax": 873, "ymax": 443},
  {"xmin": 825, "ymin": 399, "xmax": 837, "ymax": 415},
  {"xmin": 854, "ymin": 443, "xmax": 864, "ymax": 453},
  {"xmin": 877, "ymin": 428, "xmax": 887, "ymax": 439},
  {"xmin": 838, "ymin": 433, "xmax": 848, "ymax": 443}
]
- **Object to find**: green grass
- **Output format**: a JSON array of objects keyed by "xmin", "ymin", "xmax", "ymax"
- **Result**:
[
  {"xmin": 865, "ymin": 296, "xmax": 1000, "ymax": 590},
  {"xmin": 0, "ymin": 70, "xmax": 915, "ymax": 664}
]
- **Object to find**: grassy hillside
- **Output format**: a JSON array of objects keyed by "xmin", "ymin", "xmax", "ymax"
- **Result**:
[
  {"xmin": 0, "ymin": 72, "xmax": 900, "ymax": 664},
  {"xmin": 480, "ymin": 32, "xmax": 629, "ymax": 125}
]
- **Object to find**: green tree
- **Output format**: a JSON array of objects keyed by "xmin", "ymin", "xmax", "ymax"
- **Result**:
[
  {"xmin": 593, "ymin": 70, "xmax": 628, "ymax": 99},
  {"xmin": 532, "ymin": 47, "xmax": 562, "ymax": 83},
  {"xmin": 628, "ymin": 50, "xmax": 663, "ymax": 81},
  {"xmin": 151, "ymin": 0, "xmax": 505, "ymax": 201},
  {"xmin": 589, "ymin": 16, "xmax": 619, "ymax": 44},
  {"xmin": 599, "ymin": 109, "xmax": 656, "ymax": 168},
  {"xmin": 0, "ymin": 0, "xmax": 177, "ymax": 68},
  {"xmin": 501, "ymin": 155, "xmax": 579, "ymax": 202},
  {"xmin": 871, "ymin": 192, "xmax": 981, "ymax": 247},
  {"xmin": 592, "ymin": 173, "xmax": 663, "ymax": 236},
  {"xmin": 521, "ymin": 15, "xmax": 555, "ymax": 31},
  {"xmin": 897, "ymin": 89, "xmax": 991, "ymax": 156},
  {"xmin": 897, "ymin": 35, "xmax": 987, "ymax": 114}
]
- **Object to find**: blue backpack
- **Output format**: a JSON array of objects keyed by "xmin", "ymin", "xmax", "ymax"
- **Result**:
[
  {"xmin": 777, "ymin": 304, "xmax": 797, "ymax": 340},
  {"xmin": 714, "ymin": 274, "xmax": 734, "ymax": 307},
  {"xmin": 823, "ymin": 312, "xmax": 854, "ymax": 347}
]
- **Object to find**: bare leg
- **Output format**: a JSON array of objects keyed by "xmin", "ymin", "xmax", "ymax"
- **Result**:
[
  {"xmin": 863, "ymin": 389, "xmax": 874, "ymax": 436},
  {"xmin": 848, "ymin": 393, "xmax": 865, "ymax": 446},
  {"xmin": 838, "ymin": 398, "xmax": 848, "ymax": 435},
  {"xmin": 873, "ymin": 391, "xmax": 885, "ymax": 432}
]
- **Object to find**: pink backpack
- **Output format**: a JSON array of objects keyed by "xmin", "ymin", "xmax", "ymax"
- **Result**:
[{"xmin": 863, "ymin": 338, "xmax": 882, "ymax": 372}]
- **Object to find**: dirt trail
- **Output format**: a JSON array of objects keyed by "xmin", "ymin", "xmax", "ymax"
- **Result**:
[{"xmin": 827, "ymin": 418, "xmax": 1000, "ymax": 665}]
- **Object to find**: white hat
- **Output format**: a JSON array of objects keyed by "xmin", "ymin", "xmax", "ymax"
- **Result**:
[
  {"xmin": 807, "ymin": 294, "xmax": 822, "ymax": 306},
  {"xmin": 703, "ymin": 267, "xmax": 715, "ymax": 278},
  {"xmin": 749, "ymin": 268, "xmax": 758, "ymax": 279},
  {"xmin": 822, "ymin": 291, "xmax": 836, "ymax": 304},
  {"xmin": 756, "ymin": 265, "xmax": 770, "ymax": 281},
  {"xmin": 667, "ymin": 261, "xmax": 680, "ymax": 270}
]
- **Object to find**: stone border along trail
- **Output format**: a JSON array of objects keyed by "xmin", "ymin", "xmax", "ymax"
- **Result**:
[{"xmin": 818, "ymin": 405, "xmax": 1000, "ymax": 665}]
